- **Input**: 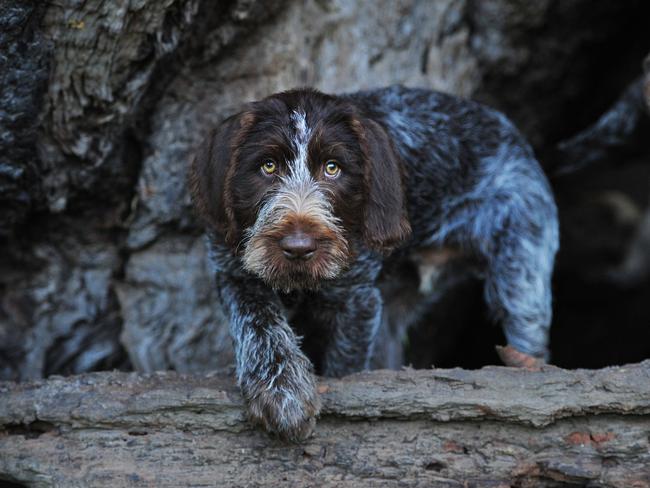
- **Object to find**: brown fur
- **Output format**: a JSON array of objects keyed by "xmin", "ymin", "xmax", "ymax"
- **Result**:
[
  {"xmin": 188, "ymin": 111, "xmax": 255, "ymax": 246},
  {"xmin": 189, "ymin": 89, "xmax": 412, "ymax": 290},
  {"xmin": 350, "ymin": 116, "xmax": 412, "ymax": 252}
]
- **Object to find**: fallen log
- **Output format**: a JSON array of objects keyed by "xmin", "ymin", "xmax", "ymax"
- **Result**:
[{"xmin": 1, "ymin": 362, "xmax": 650, "ymax": 487}]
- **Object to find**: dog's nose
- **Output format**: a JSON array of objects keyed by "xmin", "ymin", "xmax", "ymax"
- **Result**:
[{"xmin": 280, "ymin": 232, "xmax": 317, "ymax": 260}]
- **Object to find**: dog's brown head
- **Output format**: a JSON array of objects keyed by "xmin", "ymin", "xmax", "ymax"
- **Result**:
[{"xmin": 190, "ymin": 88, "xmax": 411, "ymax": 291}]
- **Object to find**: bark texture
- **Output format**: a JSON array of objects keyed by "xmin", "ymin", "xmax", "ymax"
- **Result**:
[
  {"xmin": 1, "ymin": 363, "xmax": 650, "ymax": 487},
  {"xmin": 2, "ymin": 2, "xmax": 650, "ymax": 485},
  {"xmin": 2, "ymin": 0, "xmax": 650, "ymax": 381}
]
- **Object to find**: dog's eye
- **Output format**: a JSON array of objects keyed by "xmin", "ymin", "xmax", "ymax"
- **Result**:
[
  {"xmin": 324, "ymin": 160, "xmax": 341, "ymax": 178},
  {"xmin": 261, "ymin": 159, "xmax": 277, "ymax": 176}
]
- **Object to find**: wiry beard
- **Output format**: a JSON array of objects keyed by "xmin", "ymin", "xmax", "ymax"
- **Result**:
[{"xmin": 241, "ymin": 178, "xmax": 349, "ymax": 292}]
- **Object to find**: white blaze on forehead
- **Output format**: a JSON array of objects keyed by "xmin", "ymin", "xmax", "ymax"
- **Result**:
[
  {"xmin": 288, "ymin": 110, "xmax": 312, "ymax": 183},
  {"xmin": 245, "ymin": 110, "xmax": 324, "ymax": 239}
]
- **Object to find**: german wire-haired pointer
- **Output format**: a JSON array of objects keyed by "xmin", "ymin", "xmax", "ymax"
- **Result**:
[{"xmin": 189, "ymin": 86, "xmax": 559, "ymax": 440}]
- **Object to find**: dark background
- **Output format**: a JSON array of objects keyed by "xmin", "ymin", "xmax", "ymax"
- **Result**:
[{"xmin": 1, "ymin": 0, "xmax": 650, "ymax": 380}]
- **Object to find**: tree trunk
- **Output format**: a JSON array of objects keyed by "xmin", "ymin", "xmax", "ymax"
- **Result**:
[
  {"xmin": 3, "ymin": 0, "xmax": 650, "ymax": 381},
  {"xmin": 2, "ymin": 363, "xmax": 650, "ymax": 487},
  {"xmin": 2, "ymin": 2, "xmax": 650, "ymax": 486}
]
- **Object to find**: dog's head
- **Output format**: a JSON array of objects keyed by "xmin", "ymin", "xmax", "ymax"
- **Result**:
[{"xmin": 190, "ymin": 88, "xmax": 411, "ymax": 291}]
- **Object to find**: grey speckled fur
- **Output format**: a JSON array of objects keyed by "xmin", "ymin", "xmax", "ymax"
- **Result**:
[
  {"xmin": 349, "ymin": 86, "xmax": 558, "ymax": 357},
  {"xmin": 194, "ymin": 85, "xmax": 559, "ymax": 440}
]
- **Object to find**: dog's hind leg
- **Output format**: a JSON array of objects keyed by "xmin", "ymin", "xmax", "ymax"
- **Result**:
[
  {"xmin": 482, "ymin": 218, "xmax": 558, "ymax": 361},
  {"xmin": 434, "ymin": 155, "xmax": 559, "ymax": 362},
  {"xmin": 474, "ymin": 163, "xmax": 559, "ymax": 361}
]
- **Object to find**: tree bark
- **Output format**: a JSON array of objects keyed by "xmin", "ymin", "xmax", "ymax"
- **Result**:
[
  {"xmin": 2, "ymin": 3, "xmax": 650, "ymax": 487},
  {"xmin": 3, "ymin": 0, "xmax": 650, "ymax": 381},
  {"xmin": 1, "ymin": 363, "xmax": 650, "ymax": 487}
]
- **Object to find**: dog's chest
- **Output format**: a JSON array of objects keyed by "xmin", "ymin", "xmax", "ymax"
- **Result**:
[
  {"xmin": 409, "ymin": 246, "xmax": 462, "ymax": 294},
  {"xmin": 278, "ymin": 291, "xmax": 305, "ymax": 322}
]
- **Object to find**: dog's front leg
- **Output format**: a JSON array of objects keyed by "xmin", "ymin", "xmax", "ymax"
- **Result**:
[
  {"xmin": 313, "ymin": 281, "xmax": 384, "ymax": 378},
  {"xmin": 216, "ymin": 271, "xmax": 320, "ymax": 441}
]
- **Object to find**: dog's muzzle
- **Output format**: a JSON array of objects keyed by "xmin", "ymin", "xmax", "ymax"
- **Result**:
[{"xmin": 242, "ymin": 178, "xmax": 349, "ymax": 291}]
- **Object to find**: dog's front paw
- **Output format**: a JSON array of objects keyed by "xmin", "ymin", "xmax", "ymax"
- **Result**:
[{"xmin": 243, "ymin": 358, "xmax": 321, "ymax": 442}]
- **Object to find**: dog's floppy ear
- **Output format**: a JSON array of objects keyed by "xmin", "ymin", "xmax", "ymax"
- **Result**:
[
  {"xmin": 352, "ymin": 116, "xmax": 411, "ymax": 252},
  {"xmin": 189, "ymin": 111, "xmax": 254, "ymax": 245}
]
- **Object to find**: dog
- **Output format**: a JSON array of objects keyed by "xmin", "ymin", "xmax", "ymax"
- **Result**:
[{"xmin": 189, "ymin": 85, "xmax": 559, "ymax": 441}]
